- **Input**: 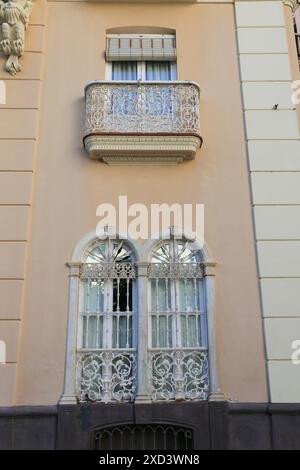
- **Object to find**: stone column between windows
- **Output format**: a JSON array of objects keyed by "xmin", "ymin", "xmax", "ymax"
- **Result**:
[
  {"xmin": 60, "ymin": 262, "xmax": 82, "ymax": 405},
  {"xmin": 135, "ymin": 262, "xmax": 152, "ymax": 403},
  {"xmin": 202, "ymin": 262, "xmax": 224, "ymax": 401}
]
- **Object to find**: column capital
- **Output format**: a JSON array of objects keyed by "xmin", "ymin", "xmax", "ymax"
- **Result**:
[
  {"xmin": 209, "ymin": 391, "xmax": 226, "ymax": 402},
  {"xmin": 283, "ymin": 0, "xmax": 299, "ymax": 12},
  {"xmin": 135, "ymin": 262, "xmax": 150, "ymax": 277},
  {"xmin": 202, "ymin": 261, "xmax": 217, "ymax": 277},
  {"xmin": 59, "ymin": 394, "xmax": 77, "ymax": 405},
  {"xmin": 66, "ymin": 262, "xmax": 82, "ymax": 277}
]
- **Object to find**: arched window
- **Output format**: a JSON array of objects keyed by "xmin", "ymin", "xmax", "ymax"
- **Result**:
[
  {"xmin": 77, "ymin": 239, "xmax": 137, "ymax": 402},
  {"xmin": 61, "ymin": 231, "xmax": 221, "ymax": 405},
  {"xmin": 148, "ymin": 239, "xmax": 209, "ymax": 401}
]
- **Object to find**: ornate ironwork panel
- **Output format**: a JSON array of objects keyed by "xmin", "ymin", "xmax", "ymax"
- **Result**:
[
  {"xmin": 84, "ymin": 81, "xmax": 200, "ymax": 136},
  {"xmin": 80, "ymin": 262, "xmax": 136, "ymax": 280},
  {"xmin": 151, "ymin": 350, "xmax": 209, "ymax": 401},
  {"xmin": 148, "ymin": 262, "xmax": 203, "ymax": 279},
  {"xmin": 77, "ymin": 351, "xmax": 137, "ymax": 403},
  {"xmin": 95, "ymin": 424, "xmax": 194, "ymax": 450}
]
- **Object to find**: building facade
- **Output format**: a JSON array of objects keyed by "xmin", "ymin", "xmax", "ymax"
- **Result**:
[{"xmin": 0, "ymin": 0, "xmax": 299, "ymax": 450}]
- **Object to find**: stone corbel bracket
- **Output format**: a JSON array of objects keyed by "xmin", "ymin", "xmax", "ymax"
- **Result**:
[
  {"xmin": 0, "ymin": 0, "xmax": 33, "ymax": 76},
  {"xmin": 283, "ymin": 0, "xmax": 300, "ymax": 12}
]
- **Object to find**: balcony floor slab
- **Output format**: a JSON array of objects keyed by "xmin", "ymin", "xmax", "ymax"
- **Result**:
[{"xmin": 84, "ymin": 135, "xmax": 202, "ymax": 165}]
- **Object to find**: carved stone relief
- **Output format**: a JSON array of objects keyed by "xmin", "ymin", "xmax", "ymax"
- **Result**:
[{"xmin": 0, "ymin": 0, "xmax": 33, "ymax": 75}]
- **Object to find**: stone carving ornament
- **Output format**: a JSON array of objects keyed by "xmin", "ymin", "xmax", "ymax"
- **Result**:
[{"xmin": 0, "ymin": 0, "xmax": 32, "ymax": 75}]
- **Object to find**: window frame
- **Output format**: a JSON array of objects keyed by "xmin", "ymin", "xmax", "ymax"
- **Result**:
[
  {"xmin": 106, "ymin": 60, "xmax": 178, "ymax": 81},
  {"xmin": 77, "ymin": 239, "xmax": 138, "ymax": 353},
  {"xmin": 61, "ymin": 231, "xmax": 222, "ymax": 405},
  {"xmin": 147, "ymin": 240, "xmax": 208, "ymax": 351}
]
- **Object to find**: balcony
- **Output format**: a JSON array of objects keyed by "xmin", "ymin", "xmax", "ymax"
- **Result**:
[{"xmin": 83, "ymin": 81, "xmax": 202, "ymax": 165}]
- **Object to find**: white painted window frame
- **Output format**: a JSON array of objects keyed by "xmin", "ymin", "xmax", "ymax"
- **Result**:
[{"xmin": 105, "ymin": 61, "xmax": 177, "ymax": 81}]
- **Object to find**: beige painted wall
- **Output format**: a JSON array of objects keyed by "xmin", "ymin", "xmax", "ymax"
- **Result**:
[
  {"xmin": 236, "ymin": 1, "xmax": 300, "ymax": 403},
  {"xmin": 2, "ymin": 1, "xmax": 268, "ymax": 405},
  {"xmin": 0, "ymin": 0, "xmax": 47, "ymax": 406}
]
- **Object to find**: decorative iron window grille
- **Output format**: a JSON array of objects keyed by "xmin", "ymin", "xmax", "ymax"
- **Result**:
[
  {"xmin": 77, "ymin": 351, "xmax": 136, "ymax": 403},
  {"xmin": 77, "ymin": 241, "xmax": 137, "ymax": 403},
  {"xmin": 95, "ymin": 424, "xmax": 194, "ymax": 450},
  {"xmin": 148, "ymin": 241, "xmax": 209, "ymax": 401},
  {"xmin": 151, "ymin": 350, "xmax": 209, "ymax": 401}
]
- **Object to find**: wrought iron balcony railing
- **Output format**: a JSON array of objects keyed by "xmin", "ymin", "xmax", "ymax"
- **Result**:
[
  {"xmin": 83, "ymin": 81, "xmax": 202, "ymax": 165},
  {"xmin": 150, "ymin": 349, "xmax": 209, "ymax": 401},
  {"xmin": 77, "ymin": 350, "xmax": 137, "ymax": 403}
]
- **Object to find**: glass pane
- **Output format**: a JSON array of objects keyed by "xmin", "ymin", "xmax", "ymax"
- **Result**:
[
  {"xmin": 113, "ymin": 279, "xmax": 132, "ymax": 312},
  {"xmin": 86, "ymin": 244, "xmax": 106, "ymax": 263},
  {"xmin": 178, "ymin": 279, "xmax": 196, "ymax": 312},
  {"xmin": 83, "ymin": 314, "xmax": 103, "ymax": 349},
  {"xmin": 112, "ymin": 62, "xmax": 137, "ymax": 80},
  {"xmin": 177, "ymin": 243, "xmax": 197, "ymax": 263},
  {"xmin": 87, "ymin": 316, "xmax": 98, "ymax": 348},
  {"xmin": 158, "ymin": 316, "xmax": 167, "ymax": 347},
  {"xmin": 151, "ymin": 279, "xmax": 169, "ymax": 312},
  {"xmin": 180, "ymin": 315, "xmax": 201, "ymax": 348},
  {"xmin": 180, "ymin": 315, "xmax": 187, "ymax": 347},
  {"xmin": 152, "ymin": 315, "xmax": 172, "ymax": 348},
  {"xmin": 152, "ymin": 315, "xmax": 157, "ymax": 347},
  {"xmin": 85, "ymin": 280, "xmax": 104, "ymax": 312},
  {"xmin": 112, "ymin": 315, "xmax": 132, "ymax": 349},
  {"xmin": 112, "ymin": 242, "xmax": 133, "ymax": 262},
  {"xmin": 187, "ymin": 315, "xmax": 198, "ymax": 347},
  {"xmin": 146, "ymin": 62, "xmax": 172, "ymax": 80},
  {"xmin": 151, "ymin": 243, "xmax": 171, "ymax": 263}
]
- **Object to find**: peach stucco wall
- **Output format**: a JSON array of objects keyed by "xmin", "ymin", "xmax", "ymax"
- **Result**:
[{"xmin": 0, "ymin": 1, "xmax": 268, "ymax": 404}]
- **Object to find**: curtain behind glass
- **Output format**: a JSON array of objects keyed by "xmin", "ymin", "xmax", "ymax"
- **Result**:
[
  {"xmin": 146, "ymin": 62, "xmax": 172, "ymax": 80},
  {"xmin": 112, "ymin": 62, "xmax": 137, "ymax": 80}
]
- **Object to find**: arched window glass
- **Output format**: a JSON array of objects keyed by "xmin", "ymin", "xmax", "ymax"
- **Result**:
[
  {"xmin": 77, "ymin": 239, "xmax": 137, "ymax": 402},
  {"xmin": 148, "ymin": 239, "xmax": 209, "ymax": 401}
]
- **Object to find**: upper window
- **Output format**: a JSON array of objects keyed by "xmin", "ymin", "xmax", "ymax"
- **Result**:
[{"xmin": 106, "ymin": 34, "xmax": 177, "ymax": 81}]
